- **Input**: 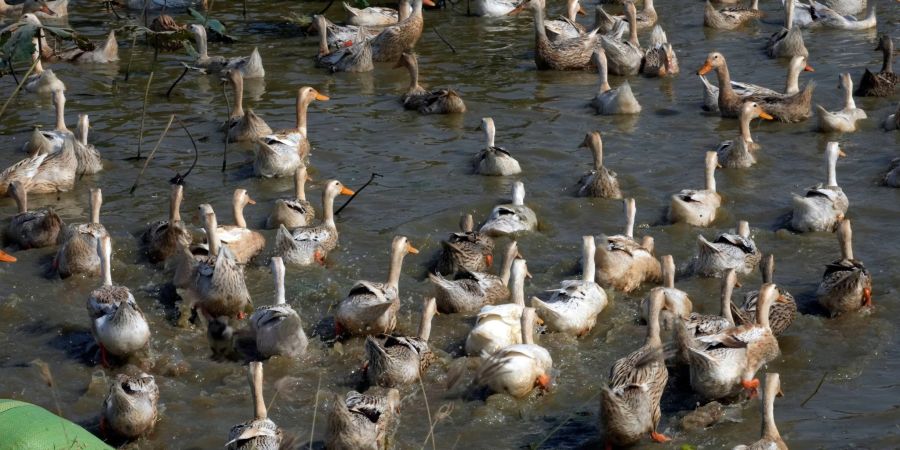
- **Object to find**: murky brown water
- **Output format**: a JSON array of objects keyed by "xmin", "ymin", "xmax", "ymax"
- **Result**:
[{"xmin": 1, "ymin": 0, "xmax": 899, "ymax": 448}]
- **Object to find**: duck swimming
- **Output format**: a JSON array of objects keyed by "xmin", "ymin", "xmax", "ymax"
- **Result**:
[
  {"xmin": 855, "ymin": 33, "xmax": 898, "ymax": 97},
  {"xmin": 732, "ymin": 254, "xmax": 797, "ymax": 336},
  {"xmin": 326, "ymin": 389, "xmax": 400, "ymax": 450},
  {"xmin": 101, "ymin": 373, "xmax": 159, "ymax": 440},
  {"xmin": 395, "ymin": 52, "xmax": 466, "ymax": 114},
  {"xmin": 703, "ymin": 0, "xmax": 762, "ymax": 30},
  {"xmin": 510, "ymin": 0, "xmax": 599, "ymax": 71},
  {"xmin": 207, "ymin": 189, "xmax": 266, "ymax": 265},
  {"xmin": 190, "ymin": 24, "xmax": 265, "ymax": 79},
  {"xmin": 266, "ymin": 166, "xmax": 315, "ymax": 229},
  {"xmin": 600, "ymin": 2, "xmax": 642, "ymax": 75},
  {"xmin": 191, "ymin": 204, "xmax": 252, "ymax": 320},
  {"xmin": 790, "ymin": 142, "xmax": 848, "ymax": 233},
  {"xmin": 473, "ymin": 117, "xmax": 521, "ymax": 176},
  {"xmin": 733, "ymin": 373, "xmax": 788, "ymax": 450},
  {"xmin": 816, "ymin": 219, "xmax": 872, "ymax": 316},
  {"xmin": 668, "ymin": 151, "xmax": 721, "ymax": 227},
  {"xmin": 716, "ymin": 102, "xmax": 774, "ymax": 169},
  {"xmin": 141, "ymin": 183, "xmax": 192, "ymax": 264},
  {"xmin": 429, "ymin": 240, "xmax": 520, "ymax": 314},
  {"xmin": 433, "ymin": 214, "xmax": 495, "ymax": 276},
  {"xmin": 595, "ymin": 198, "xmax": 661, "ymax": 293},
  {"xmin": 465, "ymin": 258, "xmax": 529, "ymax": 356},
  {"xmin": 55, "ymin": 188, "xmax": 108, "ymax": 278},
  {"xmin": 475, "ymin": 307, "xmax": 553, "ymax": 398},
  {"xmin": 817, "ymin": 73, "xmax": 867, "ymax": 133},
  {"xmin": 766, "ymin": 0, "xmax": 808, "ymax": 58},
  {"xmin": 591, "ymin": 48, "xmax": 641, "ymax": 116},
  {"xmin": 225, "ymin": 362, "xmax": 282, "ymax": 449},
  {"xmin": 224, "ymin": 68, "xmax": 272, "ymax": 143},
  {"xmin": 5, "ymin": 180, "xmax": 63, "ymax": 249},
  {"xmin": 254, "ymin": 87, "xmax": 328, "ymax": 178},
  {"xmin": 365, "ymin": 296, "xmax": 437, "ymax": 387},
  {"xmin": 343, "ymin": 0, "xmax": 411, "ymax": 27},
  {"xmin": 576, "ymin": 130, "xmax": 622, "ymax": 198},
  {"xmin": 480, "ymin": 181, "xmax": 538, "ymax": 237},
  {"xmin": 274, "ymin": 179, "xmax": 353, "ymax": 266},
  {"xmin": 250, "ymin": 257, "xmax": 308, "ymax": 359},
  {"xmin": 314, "ymin": 15, "xmax": 374, "ymax": 73},
  {"xmin": 690, "ymin": 220, "xmax": 762, "ymax": 278}
]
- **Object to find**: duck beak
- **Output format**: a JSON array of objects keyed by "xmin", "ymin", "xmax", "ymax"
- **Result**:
[
  {"xmin": 406, "ymin": 243, "xmax": 419, "ymax": 254},
  {"xmin": 863, "ymin": 287, "xmax": 872, "ymax": 307},
  {"xmin": 41, "ymin": 5, "xmax": 55, "ymax": 15},
  {"xmin": 525, "ymin": 269, "xmax": 533, "ymax": 279},
  {"xmin": 759, "ymin": 111, "xmax": 774, "ymax": 120},
  {"xmin": 536, "ymin": 373, "xmax": 551, "ymax": 390},
  {"xmin": 339, "ymin": 186, "xmax": 355, "ymax": 196},
  {"xmin": 776, "ymin": 387, "xmax": 785, "ymax": 397},
  {"xmin": 246, "ymin": 196, "xmax": 256, "ymax": 205},
  {"xmin": 314, "ymin": 92, "xmax": 330, "ymax": 101},
  {"xmin": 838, "ymin": 150, "xmax": 847, "ymax": 158},
  {"xmin": 577, "ymin": 5, "xmax": 587, "ymax": 15},
  {"xmin": 484, "ymin": 254, "xmax": 493, "ymax": 268},
  {"xmin": 697, "ymin": 61, "xmax": 713, "ymax": 76},
  {"xmin": 803, "ymin": 64, "xmax": 815, "ymax": 72},
  {"xmin": 0, "ymin": 250, "xmax": 17, "ymax": 263},
  {"xmin": 508, "ymin": 2, "xmax": 527, "ymax": 15},
  {"xmin": 423, "ymin": 0, "xmax": 436, "ymax": 5}
]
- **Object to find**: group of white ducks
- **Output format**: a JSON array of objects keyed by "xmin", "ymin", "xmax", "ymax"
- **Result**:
[{"xmin": 0, "ymin": 0, "xmax": 896, "ymax": 448}]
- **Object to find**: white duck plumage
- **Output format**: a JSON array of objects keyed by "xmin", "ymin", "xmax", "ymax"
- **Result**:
[
  {"xmin": 591, "ymin": 48, "xmax": 641, "ymax": 115},
  {"xmin": 465, "ymin": 259, "xmax": 529, "ymax": 356},
  {"xmin": 190, "ymin": 24, "xmax": 265, "ymax": 79},
  {"xmin": 817, "ymin": 73, "xmax": 867, "ymax": 133},
  {"xmin": 480, "ymin": 182, "xmax": 538, "ymax": 237},
  {"xmin": 474, "ymin": 307, "xmax": 553, "ymax": 398},
  {"xmin": 473, "ymin": 117, "xmax": 521, "ymax": 176},
  {"xmin": 250, "ymin": 257, "xmax": 308, "ymax": 359},
  {"xmin": 787, "ymin": 0, "xmax": 875, "ymax": 30},
  {"xmin": 791, "ymin": 142, "xmax": 848, "ymax": 232},
  {"xmin": 668, "ymin": 151, "xmax": 722, "ymax": 227}
]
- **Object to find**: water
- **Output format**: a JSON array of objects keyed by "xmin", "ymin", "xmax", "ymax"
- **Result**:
[{"xmin": 1, "ymin": 0, "xmax": 899, "ymax": 448}]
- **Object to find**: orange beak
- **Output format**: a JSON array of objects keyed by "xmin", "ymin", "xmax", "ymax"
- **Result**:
[
  {"xmin": 0, "ymin": 250, "xmax": 16, "ymax": 263},
  {"xmin": 577, "ymin": 6, "xmax": 586, "ymax": 15},
  {"xmin": 863, "ymin": 287, "xmax": 872, "ymax": 307},
  {"xmin": 40, "ymin": 5, "xmax": 55, "ymax": 15},
  {"xmin": 314, "ymin": 91, "xmax": 330, "ymax": 101},
  {"xmin": 803, "ymin": 64, "xmax": 815, "ymax": 72},
  {"xmin": 246, "ymin": 197, "xmax": 256, "ymax": 205},
  {"xmin": 406, "ymin": 243, "xmax": 419, "ymax": 254},
  {"xmin": 838, "ymin": 150, "xmax": 847, "ymax": 158},
  {"xmin": 423, "ymin": 0, "xmax": 436, "ymax": 5},
  {"xmin": 697, "ymin": 61, "xmax": 713, "ymax": 76},
  {"xmin": 759, "ymin": 110, "xmax": 774, "ymax": 120},
  {"xmin": 343, "ymin": 40, "xmax": 354, "ymax": 47},
  {"xmin": 536, "ymin": 374, "xmax": 551, "ymax": 390},
  {"xmin": 340, "ymin": 186, "xmax": 355, "ymax": 196},
  {"xmin": 484, "ymin": 254, "xmax": 493, "ymax": 268},
  {"xmin": 508, "ymin": 2, "xmax": 526, "ymax": 15}
]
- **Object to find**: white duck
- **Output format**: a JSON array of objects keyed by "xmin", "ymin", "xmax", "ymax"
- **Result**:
[
  {"xmin": 473, "ymin": 117, "xmax": 521, "ymax": 176},
  {"xmin": 788, "ymin": 0, "xmax": 876, "ymax": 30},
  {"xmin": 817, "ymin": 73, "xmax": 867, "ymax": 133},
  {"xmin": 250, "ymin": 257, "xmax": 308, "ymax": 359},
  {"xmin": 600, "ymin": 2, "xmax": 643, "ymax": 76},
  {"xmin": 668, "ymin": 151, "xmax": 721, "ymax": 227},
  {"xmin": 343, "ymin": 0, "xmax": 411, "ymax": 26},
  {"xmin": 532, "ymin": 236, "xmax": 608, "ymax": 336},
  {"xmin": 190, "ymin": 24, "xmax": 265, "ymax": 79},
  {"xmin": 480, "ymin": 182, "xmax": 538, "ymax": 237},
  {"xmin": 591, "ymin": 48, "xmax": 641, "ymax": 115},
  {"xmin": 254, "ymin": 87, "xmax": 328, "ymax": 178},
  {"xmin": 791, "ymin": 142, "xmax": 848, "ymax": 232},
  {"xmin": 884, "ymin": 103, "xmax": 900, "ymax": 131},
  {"xmin": 717, "ymin": 102, "xmax": 774, "ymax": 169},
  {"xmin": 641, "ymin": 255, "xmax": 693, "ymax": 329},
  {"xmin": 474, "ymin": 307, "xmax": 553, "ymax": 398},
  {"xmin": 465, "ymin": 259, "xmax": 529, "ymax": 356},
  {"xmin": 471, "ymin": 0, "xmax": 520, "ymax": 17},
  {"xmin": 595, "ymin": 198, "xmax": 661, "ymax": 293}
]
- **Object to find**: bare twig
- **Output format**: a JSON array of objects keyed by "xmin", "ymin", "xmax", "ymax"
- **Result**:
[
  {"xmin": 170, "ymin": 118, "xmax": 199, "ymax": 185},
  {"xmin": 130, "ymin": 114, "xmax": 175, "ymax": 194},
  {"xmin": 317, "ymin": 0, "xmax": 336, "ymax": 15},
  {"xmin": 132, "ymin": 71, "xmax": 154, "ymax": 160},
  {"xmin": 308, "ymin": 374, "xmax": 323, "ymax": 450},
  {"xmin": 166, "ymin": 65, "xmax": 190, "ymax": 98},
  {"xmin": 431, "ymin": 26, "xmax": 456, "ymax": 54},
  {"xmin": 335, "ymin": 173, "xmax": 382, "ymax": 216},
  {"xmin": 203, "ymin": 0, "xmax": 216, "ymax": 28},
  {"xmin": 418, "ymin": 374, "xmax": 436, "ymax": 450},
  {"xmin": 124, "ymin": 33, "xmax": 138, "ymax": 81},
  {"xmin": 7, "ymin": 58, "xmax": 18, "ymax": 86},
  {"xmin": 801, "ymin": 372, "xmax": 828, "ymax": 407},
  {"xmin": 221, "ymin": 80, "xmax": 230, "ymax": 172},
  {"xmin": 0, "ymin": 56, "xmax": 40, "ymax": 120}
]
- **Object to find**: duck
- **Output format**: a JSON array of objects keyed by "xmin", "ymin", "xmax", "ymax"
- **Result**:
[
  {"xmin": 543, "ymin": 0, "xmax": 587, "ymax": 42},
  {"xmin": 73, "ymin": 114, "xmax": 103, "ymax": 175},
  {"xmin": 480, "ymin": 181, "xmax": 538, "ymax": 237},
  {"xmin": 691, "ymin": 220, "xmax": 762, "ymax": 278},
  {"xmin": 126, "ymin": 0, "xmax": 206, "ymax": 10},
  {"xmin": 789, "ymin": 0, "xmax": 876, "ymax": 30},
  {"xmin": 595, "ymin": 198, "xmax": 661, "ymax": 293},
  {"xmin": 532, "ymin": 236, "xmax": 608, "ymax": 336},
  {"xmin": 370, "ymin": 0, "xmax": 434, "ymax": 63},
  {"xmin": 733, "ymin": 373, "xmax": 787, "ymax": 450},
  {"xmin": 473, "ymin": 117, "xmax": 521, "ymax": 176},
  {"xmin": 24, "ymin": 45, "xmax": 65, "ymax": 94},
  {"xmin": 819, "ymin": 0, "xmax": 866, "ymax": 15},
  {"xmin": 698, "ymin": 52, "xmax": 815, "ymax": 121},
  {"xmin": 395, "ymin": 52, "xmax": 466, "ymax": 114},
  {"xmin": 191, "ymin": 204, "xmax": 252, "ymax": 320},
  {"xmin": 576, "ymin": 131, "xmax": 621, "ymax": 198},
  {"xmin": 600, "ymin": 2, "xmax": 642, "ymax": 75},
  {"xmin": 55, "ymin": 188, "xmax": 108, "ymax": 278},
  {"xmin": 465, "ymin": 258, "xmax": 529, "ymax": 356},
  {"xmin": 855, "ymin": 33, "xmax": 898, "ymax": 97},
  {"xmin": 225, "ymin": 362, "xmax": 283, "ymax": 449},
  {"xmin": 640, "ymin": 25, "xmax": 678, "ymax": 78},
  {"xmin": 53, "ymin": 30, "xmax": 118, "ymax": 64},
  {"xmin": 266, "ymin": 167, "xmax": 315, "ymax": 229},
  {"xmin": 510, "ymin": 0, "xmax": 599, "ymax": 71},
  {"xmin": 883, "ymin": 103, "xmax": 900, "ymax": 131},
  {"xmin": 23, "ymin": 86, "xmax": 70, "ymax": 157},
  {"xmin": 206, "ymin": 189, "xmax": 265, "ymax": 265},
  {"xmin": 682, "ymin": 269, "xmax": 738, "ymax": 343},
  {"xmin": 591, "ymin": 48, "xmax": 641, "ymax": 115},
  {"xmin": 0, "ymin": 0, "xmax": 56, "ymax": 17},
  {"xmin": 471, "ymin": 0, "xmax": 519, "ymax": 16},
  {"xmin": 884, "ymin": 158, "xmax": 900, "ymax": 186},
  {"xmin": 475, "ymin": 307, "xmax": 553, "ymax": 398},
  {"xmin": 311, "ymin": 14, "xmax": 382, "ymax": 50},
  {"xmin": 641, "ymin": 255, "xmax": 693, "ymax": 329},
  {"xmin": 314, "ymin": 16, "xmax": 374, "ymax": 73},
  {"xmin": 5, "ymin": 180, "xmax": 63, "ymax": 249},
  {"xmin": 250, "ymin": 257, "xmax": 308, "ymax": 359},
  {"xmin": 679, "ymin": 283, "xmax": 780, "ymax": 400},
  {"xmin": 668, "ymin": 151, "xmax": 721, "ymax": 227},
  {"xmin": 600, "ymin": 288, "xmax": 670, "ymax": 448},
  {"xmin": 704, "ymin": 0, "xmax": 762, "ymax": 30},
  {"xmin": 190, "ymin": 24, "xmax": 265, "ymax": 79},
  {"xmin": 335, "ymin": 236, "xmax": 418, "ymax": 336},
  {"xmin": 365, "ymin": 297, "xmax": 437, "ymax": 387},
  {"xmin": 716, "ymin": 102, "xmax": 774, "ymax": 168},
  {"xmin": 592, "ymin": 4, "xmax": 624, "ymax": 34},
  {"xmin": 101, "ymin": 373, "xmax": 159, "ymax": 440},
  {"xmin": 343, "ymin": 0, "xmax": 411, "ymax": 26},
  {"xmin": 731, "ymin": 254, "xmax": 797, "ymax": 336},
  {"xmin": 254, "ymin": 87, "xmax": 328, "ymax": 178},
  {"xmin": 224, "ymin": 69, "xmax": 272, "ymax": 143},
  {"xmin": 790, "ymin": 142, "xmax": 848, "ymax": 233},
  {"xmin": 817, "ymin": 73, "xmax": 866, "ymax": 133},
  {"xmin": 766, "ymin": 0, "xmax": 808, "ymax": 59},
  {"xmin": 274, "ymin": 179, "xmax": 354, "ymax": 266},
  {"xmin": 86, "ymin": 235, "xmax": 151, "ymax": 366},
  {"xmin": 5, "ymin": 106, "xmax": 78, "ymax": 197},
  {"xmin": 613, "ymin": 0, "xmax": 657, "ymax": 30},
  {"xmin": 326, "ymin": 389, "xmax": 400, "ymax": 450},
  {"xmin": 816, "ymin": 219, "xmax": 872, "ymax": 316},
  {"xmin": 429, "ymin": 240, "xmax": 520, "ymax": 314},
  {"xmin": 433, "ymin": 214, "xmax": 495, "ymax": 276},
  {"xmin": 141, "ymin": 183, "xmax": 192, "ymax": 264}
]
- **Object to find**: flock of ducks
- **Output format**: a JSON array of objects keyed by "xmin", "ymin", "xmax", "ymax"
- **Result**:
[{"xmin": 0, "ymin": 0, "xmax": 896, "ymax": 448}]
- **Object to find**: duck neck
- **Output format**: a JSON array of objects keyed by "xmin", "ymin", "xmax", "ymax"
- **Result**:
[
  {"xmin": 842, "ymin": 77, "xmax": 856, "ymax": 110},
  {"xmin": 317, "ymin": 19, "xmax": 330, "ymax": 56},
  {"xmin": 826, "ymin": 150, "xmax": 838, "ymax": 187},
  {"xmin": 582, "ymin": 238, "xmax": 596, "ymax": 283},
  {"xmin": 294, "ymin": 169, "xmax": 307, "ymax": 201},
  {"xmin": 565, "ymin": 0, "xmax": 579, "ymax": 21},
  {"xmin": 720, "ymin": 274, "xmax": 735, "ymax": 323},
  {"xmin": 762, "ymin": 255, "xmax": 774, "ymax": 284},
  {"xmin": 90, "ymin": 191, "xmax": 101, "ymax": 225},
  {"xmin": 499, "ymin": 244, "xmax": 517, "ymax": 285},
  {"xmin": 76, "ymin": 116, "xmax": 89, "ymax": 145},
  {"xmin": 521, "ymin": 309, "xmax": 535, "ymax": 344},
  {"xmin": 323, "ymin": 188, "xmax": 337, "ymax": 228},
  {"xmin": 510, "ymin": 265, "xmax": 526, "ymax": 307},
  {"xmin": 31, "ymin": 38, "xmax": 44, "ymax": 74},
  {"xmin": 170, "ymin": 185, "xmax": 183, "ymax": 223},
  {"xmin": 646, "ymin": 293, "xmax": 663, "ymax": 348},
  {"xmin": 758, "ymin": 290, "xmax": 771, "ymax": 328},
  {"xmin": 643, "ymin": 0, "xmax": 654, "ymax": 15},
  {"xmin": 101, "ymin": 240, "xmax": 113, "ymax": 286},
  {"xmin": 273, "ymin": 260, "xmax": 286, "ymax": 305},
  {"xmin": 750, "ymin": 0, "xmax": 759, "ymax": 10},
  {"xmin": 627, "ymin": 8, "xmax": 639, "ymax": 47},
  {"xmin": 624, "ymin": 199, "xmax": 635, "ymax": 238},
  {"xmin": 233, "ymin": 198, "xmax": 247, "ymax": 229},
  {"xmin": 784, "ymin": 62, "xmax": 802, "ymax": 95},
  {"xmin": 231, "ymin": 75, "xmax": 244, "ymax": 119},
  {"xmin": 11, "ymin": 185, "xmax": 26, "ymax": 214},
  {"xmin": 206, "ymin": 212, "xmax": 220, "ymax": 256},
  {"xmin": 54, "ymin": 91, "xmax": 67, "ymax": 132},
  {"xmin": 386, "ymin": 245, "xmax": 406, "ymax": 290},
  {"xmin": 250, "ymin": 364, "xmax": 267, "ymax": 420},
  {"xmin": 406, "ymin": 57, "xmax": 421, "ymax": 91},
  {"xmin": 195, "ymin": 28, "xmax": 209, "ymax": 59},
  {"xmin": 596, "ymin": 52, "xmax": 610, "ymax": 93},
  {"xmin": 784, "ymin": 0, "xmax": 794, "ymax": 30},
  {"xmin": 417, "ymin": 299, "xmax": 436, "ymax": 341},
  {"xmin": 881, "ymin": 39, "xmax": 893, "ymax": 73},
  {"xmin": 533, "ymin": 4, "xmax": 548, "ymax": 41},
  {"xmin": 705, "ymin": 157, "xmax": 717, "ymax": 192},
  {"xmin": 590, "ymin": 134, "xmax": 603, "ymax": 169},
  {"xmin": 484, "ymin": 120, "xmax": 495, "ymax": 148},
  {"xmin": 296, "ymin": 93, "xmax": 309, "ymax": 136},
  {"xmin": 739, "ymin": 110, "xmax": 754, "ymax": 143},
  {"xmin": 840, "ymin": 224, "xmax": 854, "ymax": 260},
  {"xmin": 663, "ymin": 257, "xmax": 674, "ymax": 289},
  {"xmin": 716, "ymin": 62, "xmax": 735, "ymax": 99},
  {"xmin": 762, "ymin": 388, "xmax": 781, "ymax": 441}
]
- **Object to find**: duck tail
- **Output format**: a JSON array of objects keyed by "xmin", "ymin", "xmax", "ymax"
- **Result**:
[
  {"xmin": 102, "ymin": 30, "xmax": 119, "ymax": 61},
  {"xmin": 245, "ymin": 47, "xmax": 265, "ymax": 78}
]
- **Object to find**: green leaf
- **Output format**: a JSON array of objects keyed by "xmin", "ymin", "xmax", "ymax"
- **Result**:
[
  {"xmin": 188, "ymin": 7, "xmax": 236, "ymax": 43},
  {"xmin": 0, "ymin": 24, "xmax": 38, "ymax": 63},
  {"xmin": 355, "ymin": 0, "xmax": 370, "ymax": 8},
  {"xmin": 182, "ymin": 40, "xmax": 198, "ymax": 59}
]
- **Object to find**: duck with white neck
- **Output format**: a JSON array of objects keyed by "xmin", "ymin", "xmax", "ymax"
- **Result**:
[
  {"xmin": 473, "ymin": 117, "xmax": 521, "ymax": 176},
  {"xmin": 189, "ymin": 24, "xmax": 264, "ymax": 79},
  {"xmin": 208, "ymin": 189, "xmax": 266, "ymax": 264},
  {"xmin": 668, "ymin": 151, "xmax": 722, "ymax": 227},
  {"xmin": 480, "ymin": 181, "xmax": 538, "ymax": 237},
  {"xmin": 250, "ymin": 257, "xmax": 308, "ymax": 359},
  {"xmin": 465, "ymin": 259, "xmax": 530, "ymax": 356},
  {"xmin": 274, "ymin": 179, "xmax": 354, "ymax": 266},
  {"xmin": 595, "ymin": 198, "xmax": 661, "ymax": 293},
  {"xmin": 474, "ymin": 307, "xmax": 553, "ymax": 398},
  {"xmin": 790, "ymin": 142, "xmax": 848, "ymax": 232},
  {"xmin": 817, "ymin": 73, "xmax": 867, "ymax": 133},
  {"xmin": 733, "ymin": 373, "xmax": 788, "ymax": 450},
  {"xmin": 543, "ymin": 0, "xmax": 587, "ymax": 42},
  {"xmin": 576, "ymin": 130, "xmax": 622, "ymax": 198},
  {"xmin": 254, "ymin": 87, "xmax": 329, "ymax": 178},
  {"xmin": 55, "ymin": 188, "xmax": 108, "ymax": 278},
  {"xmin": 266, "ymin": 166, "xmax": 315, "ymax": 229},
  {"xmin": 191, "ymin": 203, "xmax": 252, "ymax": 320},
  {"xmin": 717, "ymin": 102, "xmax": 774, "ymax": 169},
  {"xmin": 591, "ymin": 48, "xmax": 641, "ymax": 115}
]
